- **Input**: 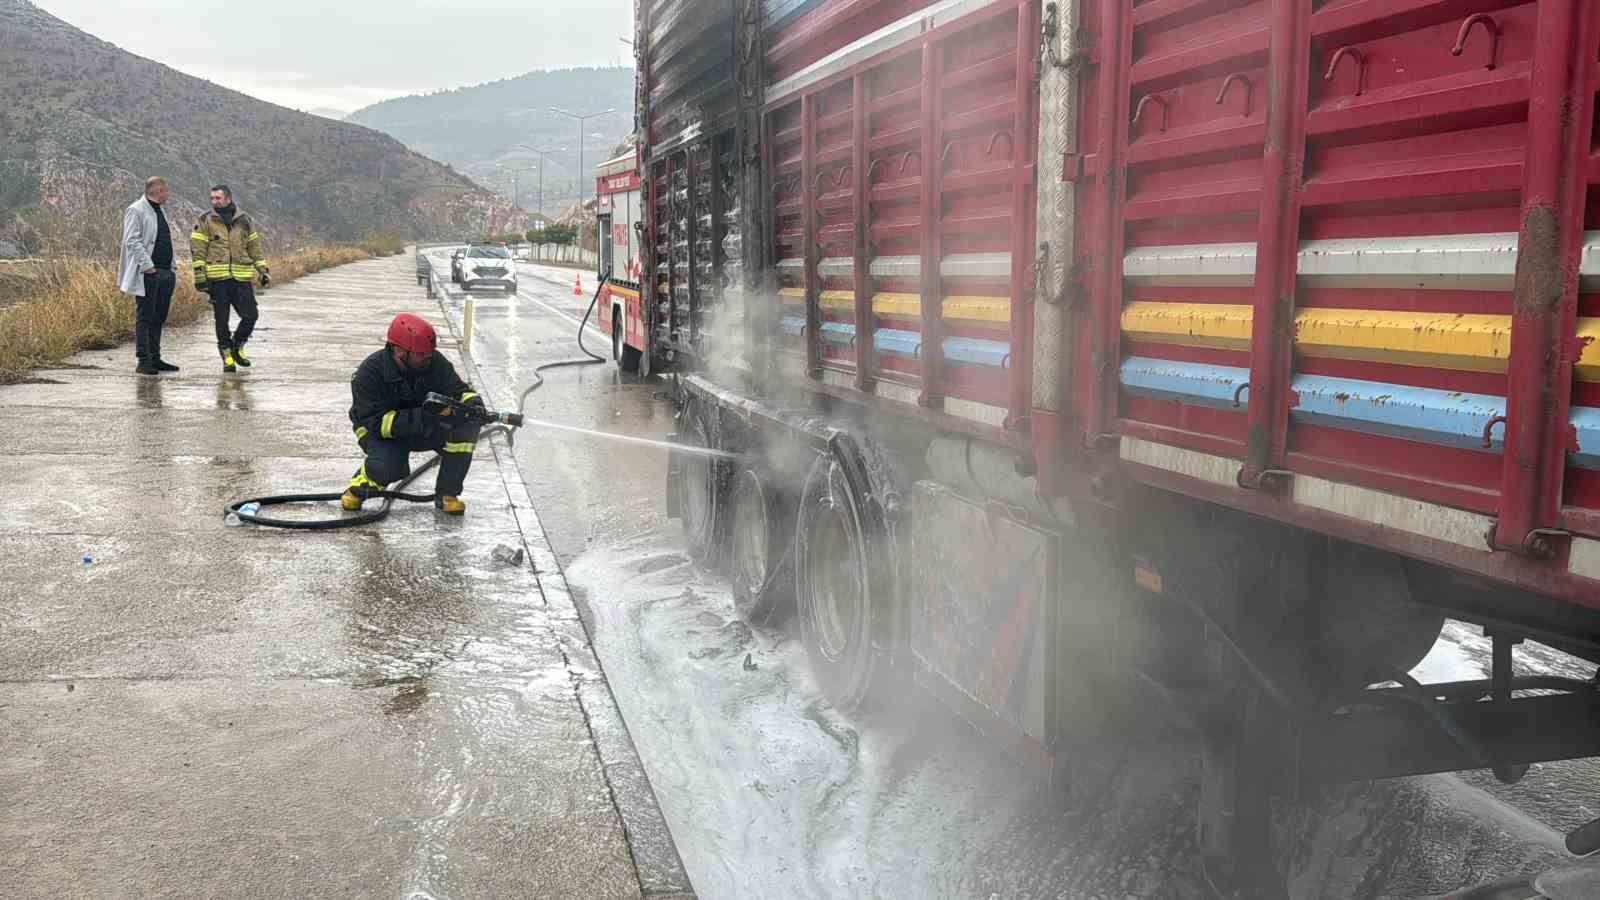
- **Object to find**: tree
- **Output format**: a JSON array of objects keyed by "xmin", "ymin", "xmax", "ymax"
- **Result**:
[{"xmin": 541, "ymin": 223, "xmax": 577, "ymax": 246}]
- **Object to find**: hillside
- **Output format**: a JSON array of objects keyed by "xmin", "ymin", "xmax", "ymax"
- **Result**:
[
  {"xmin": 0, "ymin": 0, "xmax": 522, "ymax": 255},
  {"xmin": 348, "ymin": 67, "xmax": 635, "ymax": 214}
]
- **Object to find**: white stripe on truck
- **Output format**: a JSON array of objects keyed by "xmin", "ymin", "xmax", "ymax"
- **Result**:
[
  {"xmin": 1570, "ymin": 537, "xmax": 1600, "ymax": 582},
  {"xmin": 1123, "ymin": 232, "xmax": 1600, "ymax": 291},
  {"xmin": 1119, "ymin": 436, "xmax": 1497, "ymax": 552}
]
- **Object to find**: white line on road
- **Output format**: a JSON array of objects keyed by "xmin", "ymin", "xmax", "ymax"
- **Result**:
[{"xmin": 516, "ymin": 286, "xmax": 607, "ymax": 340}]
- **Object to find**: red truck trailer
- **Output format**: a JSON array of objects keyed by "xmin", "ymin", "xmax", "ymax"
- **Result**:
[{"xmin": 637, "ymin": 0, "xmax": 1600, "ymax": 892}]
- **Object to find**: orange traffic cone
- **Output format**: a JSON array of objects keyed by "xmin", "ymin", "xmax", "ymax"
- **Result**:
[{"xmin": 574, "ymin": 273, "xmax": 583, "ymax": 296}]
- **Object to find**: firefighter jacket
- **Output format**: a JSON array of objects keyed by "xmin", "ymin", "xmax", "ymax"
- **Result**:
[
  {"xmin": 348, "ymin": 348, "xmax": 483, "ymax": 446},
  {"xmin": 190, "ymin": 209, "xmax": 269, "ymax": 285}
]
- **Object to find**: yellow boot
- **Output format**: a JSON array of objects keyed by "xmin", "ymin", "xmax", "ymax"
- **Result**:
[
  {"xmin": 343, "ymin": 466, "xmax": 381, "ymax": 511},
  {"xmin": 435, "ymin": 495, "xmax": 465, "ymax": 516}
]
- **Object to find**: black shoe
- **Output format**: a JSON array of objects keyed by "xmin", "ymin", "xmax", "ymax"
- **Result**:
[
  {"xmin": 135, "ymin": 363, "xmax": 160, "ymax": 375},
  {"xmin": 155, "ymin": 360, "xmax": 180, "ymax": 372}
]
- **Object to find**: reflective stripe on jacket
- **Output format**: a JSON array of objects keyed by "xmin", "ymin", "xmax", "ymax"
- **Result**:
[
  {"xmin": 348, "ymin": 348, "xmax": 481, "ymax": 445},
  {"xmin": 191, "ymin": 210, "xmax": 268, "ymax": 284}
]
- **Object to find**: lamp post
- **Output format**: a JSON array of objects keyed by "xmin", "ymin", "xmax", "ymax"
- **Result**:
[
  {"xmin": 516, "ymin": 145, "xmax": 566, "ymax": 217},
  {"xmin": 549, "ymin": 106, "xmax": 614, "ymax": 212}
]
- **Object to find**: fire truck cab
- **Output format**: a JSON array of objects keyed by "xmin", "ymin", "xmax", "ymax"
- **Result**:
[{"xmin": 595, "ymin": 148, "xmax": 646, "ymax": 372}]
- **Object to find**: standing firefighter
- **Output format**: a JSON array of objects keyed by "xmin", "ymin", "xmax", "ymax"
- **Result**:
[
  {"xmin": 343, "ymin": 313, "xmax": 483, "ymax": 516},
  {"xmin": 191, "ymin": 184, "xmax": 269, "ymax": 372}
]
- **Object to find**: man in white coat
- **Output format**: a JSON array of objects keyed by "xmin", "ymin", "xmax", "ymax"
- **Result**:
[{"xmin": 118, "ymin": 176, "xmax": 178, "ymax": 375}]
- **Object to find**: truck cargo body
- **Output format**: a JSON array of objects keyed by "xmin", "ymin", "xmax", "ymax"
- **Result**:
[{"xmin": 639, "ymin": 0, "xmax": 1600, "ymax": 890}]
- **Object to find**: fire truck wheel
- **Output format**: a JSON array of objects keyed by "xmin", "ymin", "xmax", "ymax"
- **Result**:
[
  {"xmin": 731, "ymin": 468, "xmax": 792, "ymax": 624},
  {"xmin": 614, "ymin": 318, "xmax": 641, "ymax": 372},
  {"xmin": 795, "ymin": 450, "xmax": 884, "ymax": 712}
]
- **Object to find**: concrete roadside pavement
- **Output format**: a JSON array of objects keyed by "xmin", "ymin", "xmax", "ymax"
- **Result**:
[{"xmin": 0, "ymin": 253, "xmax": 693, "ymax": 898}]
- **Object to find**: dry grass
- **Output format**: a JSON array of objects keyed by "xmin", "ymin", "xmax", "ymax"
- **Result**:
[
  {"xmin": 358, "ymin": 234, "xmax": 406, "ymax": 257},
  {"xmin": 0, "ymin": 245, "xmax": 371, "ymax": 383}
]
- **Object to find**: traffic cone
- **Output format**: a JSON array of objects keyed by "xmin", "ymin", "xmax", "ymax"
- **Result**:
[{"xmin": 574, "ymin": 273, "xmax": 583, "ymax": 296}]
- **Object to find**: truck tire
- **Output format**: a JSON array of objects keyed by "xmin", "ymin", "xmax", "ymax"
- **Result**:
[
  {"xmin": 795, "ymin": 446, "xmax": 888, "ymax": 712},
  {"xmin": 676, "ymin": 402, "xmax": 726, "ymax": 562},
  {"xmin": 730, "ymin": 468, "xmax": 792, "ymax": 624}
]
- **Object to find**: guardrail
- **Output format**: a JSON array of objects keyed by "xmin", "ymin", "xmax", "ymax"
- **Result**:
[
  {"xmin": 421, "ymin": 248, "xmax": 475, "ymax": 358},
  {"xmin": 521, "ymin": 244, "xmax": 597, "ymax": 266}
]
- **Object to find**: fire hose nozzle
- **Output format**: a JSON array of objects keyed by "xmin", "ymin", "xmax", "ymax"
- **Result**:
[{"xmin": 501, "ymin": 413, "xmax": 524, "ymax": 427}]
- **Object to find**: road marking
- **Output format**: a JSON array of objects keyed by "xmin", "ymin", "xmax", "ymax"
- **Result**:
[{"xmin": 515, "ymin": 285, "xmax": 607, "ymax": 339}]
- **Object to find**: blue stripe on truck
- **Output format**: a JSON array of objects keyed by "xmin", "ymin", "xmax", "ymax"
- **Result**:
[
  {"xmin": 782, "ymin": 322, "xmax": 1011, "ymax": 370},
  {"xmin": 1120, "ymin": 356, "xmax": 1600, "ymax": 466}
]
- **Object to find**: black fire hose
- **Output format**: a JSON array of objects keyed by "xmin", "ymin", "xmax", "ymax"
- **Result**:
[{"xmin": 223, "ymin": 269, "xmax": 610, "ymax": 530}]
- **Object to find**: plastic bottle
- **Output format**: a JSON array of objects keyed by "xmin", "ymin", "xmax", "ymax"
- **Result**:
[{"xmin": 224, "ymin": 502, "xmax": 261, "ymax": 527}]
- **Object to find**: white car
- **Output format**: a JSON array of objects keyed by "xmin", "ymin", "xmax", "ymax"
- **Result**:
[{"xmin": 460, "ymin": 243, "xmax": 518, "ymax": 293}]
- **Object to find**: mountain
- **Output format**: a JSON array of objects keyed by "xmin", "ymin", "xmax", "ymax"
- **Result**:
[
  {"xmin": 347, "ymin": 67, "xmax": 635, "ymax": 214},
  {"xmin": 307, "ymin": 108, "xmax": 349, "ymax": 121},
  {"xmin": 0, "ymin": 0, "xmax": 523, "ymax": 254}
]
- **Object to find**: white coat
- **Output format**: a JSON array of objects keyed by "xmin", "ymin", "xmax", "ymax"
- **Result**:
[{"xmin": 118, "ymin": 196, "xmax": 169, "ymax": 297}]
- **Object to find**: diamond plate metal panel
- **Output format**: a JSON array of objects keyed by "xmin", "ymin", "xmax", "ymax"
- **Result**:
[{"xmin": 1032, "ymin": 0, "xmax": 1077, "ymax": 412}]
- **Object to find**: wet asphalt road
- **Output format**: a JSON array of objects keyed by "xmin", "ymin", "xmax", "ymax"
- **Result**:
[
  {"xmin": 436, "ymin": 249, "xmax": 1600, "ymax": 900},
  {"xmin": 0, "ymin": 255, "xmax": 687, "ymax": 899}
]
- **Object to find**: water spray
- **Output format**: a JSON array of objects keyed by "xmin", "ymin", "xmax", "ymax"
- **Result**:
[{"xmin": 513, "ymin": 415, "xmax": 734, "ymax": 460}]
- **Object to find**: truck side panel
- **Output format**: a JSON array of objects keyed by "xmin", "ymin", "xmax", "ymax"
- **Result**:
[
  {"xmin": 762, "ymin": 0, "xmax": 1040, "ymax": 430},
  {"xmin": 1085, "ymin": 0, "xmax": 1600, "ymax": 607}
]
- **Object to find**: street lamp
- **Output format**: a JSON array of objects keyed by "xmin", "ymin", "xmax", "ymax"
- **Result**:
[
  {"xmin": 549, "ymin": 106, "xmax": 614, "ymax": 212},
  {"xmin": 490, "ymin": 165, "xmax": 517, "ymax": 209},
  {"xmin": 516, "ymin": 145, "xmax": 566, "ymax": 218}
]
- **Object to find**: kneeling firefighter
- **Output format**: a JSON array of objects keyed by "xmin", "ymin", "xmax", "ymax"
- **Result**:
[{"xmin": 343, "ymin": 313, "xmax": 483, "ymax": 516}]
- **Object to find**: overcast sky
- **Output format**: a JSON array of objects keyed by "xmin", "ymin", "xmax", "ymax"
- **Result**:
[{"xmin": 34, "ymin": 0, "xmax": 635, "ymax": 114}]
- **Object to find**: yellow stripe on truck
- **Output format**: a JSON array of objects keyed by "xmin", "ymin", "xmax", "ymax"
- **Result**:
[
  {"xmin": 788, "ymin": 290, "xmax": 1012, "ymax": 323},
  {"xmin": 1294, "ymin": 309, "xmax": 1514, "ymax": 373},
  {"xmin": 1120, "ymin": 301, "xmax": 1600, "ymax": 381},
  {"xmin": 1120, "ymin": 302, "xmax": 1253, "ymax": 351}
]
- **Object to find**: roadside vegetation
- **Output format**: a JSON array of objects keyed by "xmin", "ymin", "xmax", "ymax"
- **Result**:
[
  {"xmin": 358, "ymin": 233, "xmax": 407, "ymax": 256},
  {"xmin": 0, "ymin": 245, "xmax": 370, "ymax": 383}
]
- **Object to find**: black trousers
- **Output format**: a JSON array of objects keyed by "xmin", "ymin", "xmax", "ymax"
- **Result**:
[
  {"xmin": 210, "ymin": 280, "xmax": 258, "ymax": 350},
  {"xmin": 135, "ymin": 268, "xmax": 176, "ymax": 364},
  {"xmin": 359, "ymin": 423, "xmax": 482, "ymax": 497}
]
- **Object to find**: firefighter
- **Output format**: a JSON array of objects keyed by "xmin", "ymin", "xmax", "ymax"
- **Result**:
[
  {"xmin": 191, "ymin": 184, "xmax": 269, "ymax": 373},
  {"xmin": 343, "ymin": 313, "xmax": 483, "ymax": 516}
]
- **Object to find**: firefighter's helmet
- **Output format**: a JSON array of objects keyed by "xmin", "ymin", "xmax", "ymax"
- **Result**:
[{"xmin": 386, "ymin": 313, "xmax": 437, "ymax": 354}]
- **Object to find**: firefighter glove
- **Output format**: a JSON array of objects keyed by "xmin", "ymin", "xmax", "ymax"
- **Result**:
[{"xmin": 258, "ymin": 270, "xmax": 271, "ymax": 288}]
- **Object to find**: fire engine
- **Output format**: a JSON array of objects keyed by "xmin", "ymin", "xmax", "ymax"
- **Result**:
[{"xmin": 595, "ymin": 147, "xmax": 646, "ymax": 372}]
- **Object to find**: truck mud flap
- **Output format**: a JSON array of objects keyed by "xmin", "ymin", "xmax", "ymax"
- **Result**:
[{"xmin": 906, "ymin": 480, "xmax": 1060, "ymax": 769}]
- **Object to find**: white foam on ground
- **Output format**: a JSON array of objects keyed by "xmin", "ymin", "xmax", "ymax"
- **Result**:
[
  {"xmin": 565, "ymin": 529, "xmax": 1021, "ymax": 899},
  {"xmin": 1409, "ymin": 620, "xmax": 1597, "ymax": 685}
]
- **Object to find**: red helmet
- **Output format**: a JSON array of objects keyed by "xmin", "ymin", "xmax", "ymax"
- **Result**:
[{"xmin": 386, "ymin": 313, "xmax": 437, "ymax": 354}]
